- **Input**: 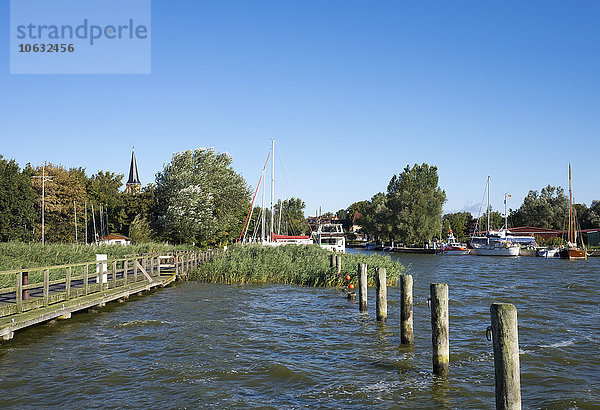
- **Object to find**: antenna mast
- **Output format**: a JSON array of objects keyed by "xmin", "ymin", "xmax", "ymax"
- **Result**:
[{"xmin": 31, "ymin": 162, "xmax": 54, "ymax": 245}]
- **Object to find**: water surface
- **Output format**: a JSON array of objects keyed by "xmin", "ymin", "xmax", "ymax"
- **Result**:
[{"xmin": 0, "ymin": 251, "xmax": 598, "ymax": 408}]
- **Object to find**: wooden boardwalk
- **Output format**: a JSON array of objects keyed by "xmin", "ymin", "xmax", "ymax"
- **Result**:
[{"xmin": 0, "ymin": 250, "xmax": 215, "ymax": 341}]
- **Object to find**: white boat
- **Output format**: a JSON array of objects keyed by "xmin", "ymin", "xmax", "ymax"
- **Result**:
[
  {"xmin": 438, "ymin": 230, "xmax": 470, "ymax": 255},
  {"xmin": 470, "ymin": 177, "xmax": 520, "ymax": 257},
  {"xmin": 536, "ymin": 247, "xmax": 560, "ymax": 258},
  {"xmin": 472, "ymin": 240, "xmax": 520, "ymax": 256},
  {"xmin": 312, "ymin": 223, "xmax": 345, "ymax": 252}
]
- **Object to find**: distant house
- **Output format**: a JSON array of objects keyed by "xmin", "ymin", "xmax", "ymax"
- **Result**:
[
  {"xmin": 101, "ymin": 233, "xmax": 131, "ymax": 246},
  {"xmin": 505, "ymin": 226, "xmax": 561, "ymax": 239}
]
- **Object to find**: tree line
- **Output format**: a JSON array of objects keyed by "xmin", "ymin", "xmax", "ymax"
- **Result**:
[
  {"xmin": 337, "ymin": 164, "xmax": 447, "ymax": 245},
  {"xmin": 337, "ymin": 169, "xmax": 600, "ymax": 244},
  {"xmin": 0, "ymin": 149, "xmax": 262, "ymax": 246}
]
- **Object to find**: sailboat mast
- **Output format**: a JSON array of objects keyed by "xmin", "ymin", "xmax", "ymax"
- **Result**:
[
  {"xmin": 504, "ymin": 192, "xmax": 508, "ymax": 230},
  {"xmin": 261, "ymin": 170, "xmax": 266, "ymax": 242},
  {"xmin": 487, "ymin": 176, "xmax": 491, "ymax": 233},
  {"xmin": 270, "ymin": 139, "xmax": 275, "ymax": 239},
  {"xmin": 569, "ymin": 163, "xmax": 573, "ymax": 243}
]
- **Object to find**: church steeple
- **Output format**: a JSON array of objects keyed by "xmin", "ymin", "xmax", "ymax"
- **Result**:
[{"xmin": 126, "ymin": 148, "xmax": 142, "ymax": 194}]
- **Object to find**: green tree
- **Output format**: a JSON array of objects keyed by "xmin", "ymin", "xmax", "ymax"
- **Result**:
[
  {"xmin": 30, "ymin": 164, "xmax": 87, "ymax": 243},
  {"xmin": 442, "ymin": 211, "xmax": 475, "ymax": 242},
  {"xmin": 274, "ymin": 197, "xmax": 307, "ymax": 235},
  {"xmin": 361, "ymin": 192, "xmax": 392, "ymax": 242},
  {"xmin": 477, "ymin": 209, "xmax": 504, "ymax": 232},
  {"xmin": 386, "ymin": 164, "xmax": 446, "ymax": 244},
  {"xmin": 118, "ymin": 185, "xmax": 156, "ymax": 236},
  {"xmin": 0, "ymin": 157, "xmax": 36, "ymax": 241},
  {"xmin": 583, "ymin": 200, "xmax": 600, "ymax": 228},
  {"xmin": 511, "ymin": 185, "xmax": 568, "ymax": 229},
  {"xmin": 86, "ymin": 170, "xmax": 124, "ymax": 234},
  {"xmin": 128, "ymin": 214, "xmax": 153, "ymax": 244},
  {"xmin": 153, "ymin": 148, "xmax": 250, "ymax": 245}
]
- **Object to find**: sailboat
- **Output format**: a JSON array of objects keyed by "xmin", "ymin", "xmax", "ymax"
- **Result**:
[
  {"xmin": 470, "ymin": 176, "xmax": 520, "ymax": 256},
  {"xmin": 559, "ymin": 164, "xmax": 587, "ymax": 260},
  {"xmin": 238, "ymin": 140, "xmax": 313, "ymax": 246}
]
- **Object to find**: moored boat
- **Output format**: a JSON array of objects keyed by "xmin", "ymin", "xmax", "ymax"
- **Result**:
[
  {"xmin": 536, "ymin": 247, "xmax": 560, "ymax": 258},
  {"xmin": 312, "ymin": 223, "xmax": 346, "ymax": 252},
  {"xmin": 438, "ymin": 230, "xmax": 469, "ymax": 255},
  {"xmin": 559, "ymin": 164, "xmax": 587, "ymax": 260},
  {"xmin": 472, "ymin": 241, "xmax": 520, "ymax": 256},
  {"xmin": 470, "ymin": 177, "xmax": 520, "ymax": 257}
]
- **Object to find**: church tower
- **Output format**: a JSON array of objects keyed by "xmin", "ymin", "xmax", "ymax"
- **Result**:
[{"xmin": 126, "ymin": 148, "xmax": 142, "ymax": 194}]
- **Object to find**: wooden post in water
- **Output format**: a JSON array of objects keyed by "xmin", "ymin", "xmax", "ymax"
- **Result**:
[
  {"xmin": 336, "ymin": 254, "xmax": 342, "ymax": 276},
  {"xmin": 375, "ymin": 267, "xmax": 387, "ymax": 321},
  {"xmin": 150, "ymin": 257, "xmax": 155, "ymax": 277},
  {"xmin": 490, "ymin": 303, "xmax": 521, "ymax": 410},
  {"xmin": 358, "ymin": 263, "xmax": 368, "ymax": 313},
  {"xmin": 400, "ymin": 274, "xmax": 414, "ymax": 345},
  {"xmin": 430, "ymin": 283, "xmax": 449, "ymax": 376}
]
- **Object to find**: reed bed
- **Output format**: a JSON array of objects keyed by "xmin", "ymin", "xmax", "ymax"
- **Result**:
[
  {"xmin": 0, "ymin": 242, "xmax": 192, "ymax": 271},
  {"xmin": 191, "ymin": 244, "xmax": 404, "ymax": 287}
]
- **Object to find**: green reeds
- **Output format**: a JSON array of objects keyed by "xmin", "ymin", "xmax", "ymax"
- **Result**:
[
  {"xmin": 190, "ymin": 244, "xmax": 404, "ymax": 287},
  {"xmin": 0, "ymin": 242, "xmax": 192, "ymax": 271}
]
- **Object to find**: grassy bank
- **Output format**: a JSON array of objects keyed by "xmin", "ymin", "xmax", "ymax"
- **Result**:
[
  {"xmin": 190, "ymin": 244, "xmax": 404, "ymax": 287},
  {"xmin": 0, "ymin": 242, "xmax": 192, "ymax": 271}
]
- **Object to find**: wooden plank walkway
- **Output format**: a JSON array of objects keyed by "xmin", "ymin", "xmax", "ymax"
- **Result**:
[{"xmin": 0, "ymin": 249, "xmax": 217, "ymax": 340}]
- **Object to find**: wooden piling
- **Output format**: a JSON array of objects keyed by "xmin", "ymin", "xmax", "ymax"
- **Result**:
[
  {"xmin": 490, "ymin": 303, "xmax": 521, "ymax": 410},
  {"xmin": 400, "ymin": 274, "xmax": 414, "ymax": 345},
  {"xmin": 336, "ymin": 254, "xmax": 342, "ymax": 276},
  {"xmin": 358, "ymin": 263, "xmax": 368, "ymax": 313},
  {"xmin": 375, "ymin": 267, "xmax": 387, "ymax": 321},
  {"xmin": 430, "ymin": 283, "xmax": 449, "ymax": 376}
]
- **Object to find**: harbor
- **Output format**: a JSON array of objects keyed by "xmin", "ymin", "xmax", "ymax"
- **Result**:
[{"xmin": 0, "ymin": 250, "xmax": 596, "ymax": 408}]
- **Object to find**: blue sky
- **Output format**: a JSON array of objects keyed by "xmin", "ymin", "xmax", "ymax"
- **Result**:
[{"xmin": 2, "ymin": 0, "xmax": 599, "ymax": 218}]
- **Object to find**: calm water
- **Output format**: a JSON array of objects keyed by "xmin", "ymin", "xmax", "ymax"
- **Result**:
[{"xmin": 0, "ymin": 251, "xmax": 598, "ymax": 408}]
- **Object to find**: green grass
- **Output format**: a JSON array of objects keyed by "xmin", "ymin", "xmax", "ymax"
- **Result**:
[
  {"xmin": 190, "ymin": 244, "xmax": 404, "ymax": 287},
  {"xmin": 0, "ymin": 241, "xmax": 194, "ymax": 272}
]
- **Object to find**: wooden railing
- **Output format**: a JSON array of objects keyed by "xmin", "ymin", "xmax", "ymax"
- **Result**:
[{"xmin": 0, "ymin": 249, "xmax": 219, "ymax": 318}]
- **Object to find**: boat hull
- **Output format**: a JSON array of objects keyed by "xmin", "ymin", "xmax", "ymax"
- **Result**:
[
  {"xmin": 472, "ymin": 246, "xmax": 520, "ymax": 256},
  {"xmin": 536, "ymin": 248, "xmax": 559, "ymax": 258},
  {"xmin": 438, "ymin": 249, "xmax": 470, "ymax": 255},
  {"xmin": 559, "ymin": 248, "xmax": 586, "ymax": 260}
]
